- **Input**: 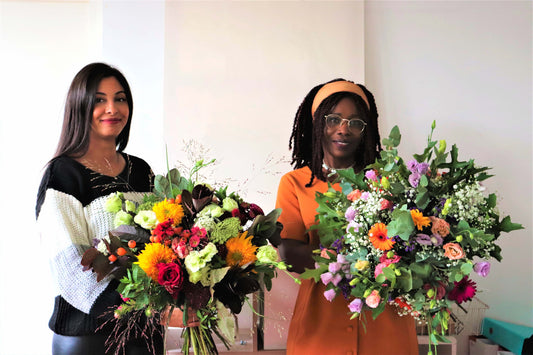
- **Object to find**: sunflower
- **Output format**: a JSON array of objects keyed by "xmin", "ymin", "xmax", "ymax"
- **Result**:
[
  {"xmin": 410, "ymin": 209, "xmax": 431, "ymax": 231},
  {"xmin": 153, "ymin": 199, "xmax": 184, "ymax": 225},
  {"xmin": 136, "ymin": 243, "xmax": 175, "ymax": 281},
  {"xmin": 368, "ymin": 222, "xmax": 395, "ymax": 251},
  {"xmin": 225, "ymin": 231, "xmax": 258, "ymax": 267}
]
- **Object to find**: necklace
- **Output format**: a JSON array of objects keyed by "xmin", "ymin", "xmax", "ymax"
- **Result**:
[{"xmin": 322, "ymin": 161, "xmax": 353, "ymax": 176}]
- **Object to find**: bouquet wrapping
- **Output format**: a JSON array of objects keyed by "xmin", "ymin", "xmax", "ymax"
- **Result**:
[
  {"xmin": 82, "ymin": 160, "xmax": 289, "ymax": 354},
  {"xmin": 302, "ymin": 122, "xmax": 522, "ymax": 353}
]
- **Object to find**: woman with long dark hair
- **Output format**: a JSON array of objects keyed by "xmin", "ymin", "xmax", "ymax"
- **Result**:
[
  {"xmin": 36, "ymin": 63, "xmax": 161, "ymax": 355},
  {"xmin": 276, "ymin": 79, "xmax": 418, "ymax": 354}
]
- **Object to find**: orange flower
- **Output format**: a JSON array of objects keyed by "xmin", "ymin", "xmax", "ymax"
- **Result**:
[
  {"xmin": 347, "ymin": 189, "xmax": 362, "ymax": 202},
  {"xmin": 368, "ymin": 223, "xmax": 395, "ymax": 251},
  {"xmin": 153, "ymin": 199, "xmax": 184, "ymax": 225},
  {"xmin": 443, "ymin": 243, "xmax": 465, "ymax": 260},
  {"xmin": 410, "ymin": 209, "xmax": 431, "ymax": 231},
  {"xmin": 136, "ymin": 243, "xmax": 175, "ymax": 281},
  {"xmin": 225, "ymin": 231, "xmax": 258, "ymax": 267}
]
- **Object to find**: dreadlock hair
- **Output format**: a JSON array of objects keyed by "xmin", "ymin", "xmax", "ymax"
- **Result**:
[{"xmin": 288, "ymin": 79, "xmax": 382, "ymax": 187}]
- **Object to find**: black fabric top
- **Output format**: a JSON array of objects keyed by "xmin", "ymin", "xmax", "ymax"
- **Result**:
[{"xmin": 36, "ymin": 153, "xmax": 154, "ymax": 336}]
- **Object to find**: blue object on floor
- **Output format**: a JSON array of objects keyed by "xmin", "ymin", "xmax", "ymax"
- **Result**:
[{"xmin": 481, "ymin": 317, "xmax": 533, "ymax": 355}]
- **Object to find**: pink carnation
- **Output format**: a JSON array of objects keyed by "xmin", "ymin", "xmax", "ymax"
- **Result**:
[{"xmin": 430, "ymin": 217, "xmax": 450, "ymax": 237}]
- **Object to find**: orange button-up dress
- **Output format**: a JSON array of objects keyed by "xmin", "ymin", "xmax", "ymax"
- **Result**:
[{"xmin": 276, "ymin": 167, "xmax": 418, "ymax": 355}]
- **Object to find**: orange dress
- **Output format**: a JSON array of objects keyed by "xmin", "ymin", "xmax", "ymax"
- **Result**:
[{"xmin": 275, "ymin": 167, "xmax": 418, "ymax": 355}]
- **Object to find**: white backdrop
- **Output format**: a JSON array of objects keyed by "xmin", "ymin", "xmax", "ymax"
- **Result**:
[{"xmin": 0, "ymin": 1, "xmax": 531, "ymax": 355}]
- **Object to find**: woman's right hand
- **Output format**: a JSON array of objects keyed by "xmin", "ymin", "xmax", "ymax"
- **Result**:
[
  {"xmin": 278, "ymin": 238, "xmax": 316, "ymax": 274},
  {"xmin": 160, "ymin": 306, "xmax": 201, "ymax": 328}
]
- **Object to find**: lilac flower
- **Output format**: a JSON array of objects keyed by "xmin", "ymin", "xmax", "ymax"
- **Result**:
[
  {"xmin": 320, "ymin": 272, "xmax": 333, "ymax": 285},
  {"xmin": 346, "ymin": 221, "xmax": 361, "ymax": 233},
  {"xmin": 324, "ymin": 289, "xmax": 336, "ymax": 302},
  {"xmin": 348, "ymin": 298, "xmax": 363, "ymax": 313},
  {"xmin": 331, "ymin": 274, "xmax": 343, "ymax": 287},
  {"xmin": 336, "ymin": 254, "xmax": 347, "ymax": 264},
  {"xmin": 474, "ymin": 262, "xmax": 491, "ymax": 277},
  {"xmin": 415, "ymin": 233, "xmax": 443, "ymax": 246},
  {"xmin": 365, "ymin": 170, "xmax": 378, "ymax": 181},
  {"xmin": 345, "ymin": 207, "xmax": 356, "ymax": 221},
  {"xmin": 407, "ymin": 159, "xmax": 418, "ymax": 173},
  {"xmin": 328, "ymin": 262, "xmax": 342, "ymax": 273},
  {"xmin": 408, "ymin": 173, "xmax": 421, "ymax": 188},
  {"xmin": 417, "ymin": 162, "xmax": 430, "ymax": 175}
]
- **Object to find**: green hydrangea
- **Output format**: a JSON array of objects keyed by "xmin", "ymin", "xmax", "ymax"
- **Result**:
[
  {"xmin": 222, "ymin": 197, "xmax": 238, "ymax": 212},
  {"xmin": 211, "ymin": 217, "xmax": 241, "ymax": 244},
  {"xmin": 114, "ymin": 210, "xmax": 133, "ymax": 227},
  {"xmin": 134, "ymin": 210, "xmax": 157, "ymax": 229},
  {"xmin": 256, "ymin": 245, "xmax": 279, "ymax": 264},
  {"xmin": 105, "ymin": 192, "xmax": 123, "ymax": 213},
  {"xmin": 194, "ymin": 215, "xmax": 217, "ymax": 232}
]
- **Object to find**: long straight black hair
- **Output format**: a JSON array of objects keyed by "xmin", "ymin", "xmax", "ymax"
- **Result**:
[{"xmin": 53, "ymin": 62, "xmax": 133, "ymax": 160}]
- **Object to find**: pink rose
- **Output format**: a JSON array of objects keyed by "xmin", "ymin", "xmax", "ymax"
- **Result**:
[
  {"xmin": 365, "ymin": 290, "xmax": 381, "ymax": 308},
  {"xmin": 157, "ymin": 262, "xmax": 184, "ymax": 299},
  {"xmin": 347, "ymin": 189, "xmax": 362, "ymax": 202},
  {"xmin": 430, "ymin": 217, "xmax": 450, "ymax": 237},
  {"xmin": 443, "ymin": 243, "xmax": 465, "ymax": 260}
]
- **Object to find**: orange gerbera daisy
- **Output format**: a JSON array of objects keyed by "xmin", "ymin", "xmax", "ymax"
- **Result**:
[
  {"xmin": 153, "ymin": 199, "xmax": 184, "ymax": 225},
  {"xmin": 410, "ymin": 209, "xmax": 431, "ymax": 231},
  {"xmin": 136, "ymin": 243, "xmax": 175, "ymax": 281},
  {"xmin": 368, "ymin": 222, "xmax": 395, "ymax": 251},
  {"xmin": 225, "ymin": 231, "xmax": 258, "ymax": 267}
]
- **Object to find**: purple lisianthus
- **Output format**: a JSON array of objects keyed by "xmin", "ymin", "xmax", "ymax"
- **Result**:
[
  {"xmin": 474, "ymin": 261, "xmax": 491, "ymax": 277},
  {"xmin": 365, "ymin": 170, "xmax": 378, "ymax": 181},
  {"xmin": 417, "ymin": 162, "xmax": 430, "ymax": 175},
  {"xmin": 409, "ymin": 173, "xmax": 421, "ymax": 188},
  {"xmin": 328, "ymin": 262, "xmax": 342, "ymax": 273},
  {"xmin": 407, "ymin": 159, "xmax": 418, "ymax": 173},
  {"xmin": 320, "ymin": 272, "xmax": 333, "ymax": 285},
  {"xmin": 331, "ymin": 274, "xmax": 343, "ymax": 287},
  {"xmin": 345, "ymin": 207, "xmax": 356, "ymax": 221},
  {"xmin": 346, "ymin": 221, "xmax": 361, "ymax": 233},
  {"xmin": 348, "ymin": 298, "xmax": 363, "ymax": 313},
  {"xmin": 416, "ymin": 233, "xmax": 443, "ymax": 246},
  {"xmin": 336, "ymin": 254, "xmax": 347, "ymax": 264},
  {"xmin": 324, "ymin": 289, "xmax": 337, "ymax": 302},
  {"xmin": 360, "ymin": 192, "xmax": 370, "ymax": 201}
]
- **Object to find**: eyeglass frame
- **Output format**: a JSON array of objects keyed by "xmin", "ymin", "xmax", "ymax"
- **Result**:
[{"xmin": 323, "ymin": 114, "xmax": 367, "ymax": 134}]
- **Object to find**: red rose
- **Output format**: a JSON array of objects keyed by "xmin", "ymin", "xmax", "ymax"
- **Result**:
[{"xmin": 157, "ymin": 262, "xmax": 184, "ymax": 299}]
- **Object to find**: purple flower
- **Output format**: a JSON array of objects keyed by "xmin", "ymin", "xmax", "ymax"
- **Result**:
[
  {"xmin": 320, "ymin": 272, "xmax": 333, "ymax": 285},
  {"xmin": 331, "ymin": 238, "xmax": 343, "ymax": 253},
  {"xmin": 324, "ymin": 289, "xmax": 336, "ymax": 302},
  {"xmin": 328, "ymin": 262, "xmax": 342, "ymax": 273},
  {"xmin": 407, "ymin": 160, "xmax": 418, "ymax": 173},
  {"xmin": 346, "ymin": 221, "xmax": 361, "ymax": 233},
  {"xmin": 345, "ymin": 207, "xmax": 356, "ymax": 221},
  {"xmin": 416, "ymin": 233, "xmax": 443, "ymax": 246},
  {"xmin": 474, "ymin": 262, "xmax": 491, "ymax": 277},
  {"xmin": 408, "ymin": 173, "xmax": 421, "ymax": 187},
  {"xmin": 348, "ymin": 298, "xmax": 363, "ymax": 313},
  {"xmin": 365, "ymin": 170, "xmax": 378, "ymax": 181},
  {"xmin": 336, "ymin": 254, "xmax": 347, "ymax": 264},
  {"xmin": 331, "ymin": 274, "xmax": 343, "ymax": 287},
  {"xmin": 360, "ymin": 192, "xmax": 370, "ymax": 201},
  {"xmin": 417, "ymin": 162, "xmax": 430, "ymax": 175}
]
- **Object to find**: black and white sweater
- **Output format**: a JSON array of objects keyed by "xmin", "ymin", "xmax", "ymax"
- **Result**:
[{"xmin": 36, "ymin": 153, "xmax": 153, "ymax": 335}]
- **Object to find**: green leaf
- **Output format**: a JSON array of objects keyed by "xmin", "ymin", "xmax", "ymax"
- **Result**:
[
  {"xmin": 300, "ymin": 264, "xmax": 328, "ymax": 283},
  {"xmin": 387, "ymin": 209, "xmax": 415, "ymax": 241},
  {"xmin": 460, "ymin": 262, "xmax": 473, "ymax": 275},
  {"xmin": 396, "ymin": 268, "xmax": 413, "ymax": 292},
  {"xmin": 499, "ymin": 216, "xmax": 524, "ymax": 233}
]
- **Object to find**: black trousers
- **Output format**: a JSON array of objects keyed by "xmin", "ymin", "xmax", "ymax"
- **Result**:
[{"xmin": 52, "ymin": 332, "xmax": 164, "ymax": 355}]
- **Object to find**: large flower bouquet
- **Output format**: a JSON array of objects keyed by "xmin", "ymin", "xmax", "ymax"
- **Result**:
[
  {"xmin": 82, "ymin": 160, "xmax": 289, "ymax": 355},
  {"xmin": 301, "ymin": 122, "xmax": 522, "ymax": 353}
]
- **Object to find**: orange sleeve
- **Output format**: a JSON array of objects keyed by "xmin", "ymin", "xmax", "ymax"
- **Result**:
[{"xmin": 275, "ymin": 173, "xmax": 308, "ymax": 243}]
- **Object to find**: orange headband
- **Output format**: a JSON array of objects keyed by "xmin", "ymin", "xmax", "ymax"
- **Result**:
[{"xmin": 311, "ymin": 81, "xmax": 369, "ymax": 116}]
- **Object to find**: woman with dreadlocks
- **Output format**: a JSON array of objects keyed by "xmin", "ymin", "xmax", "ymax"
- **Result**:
[{"xmin": 275, "ymin": 79, "xmax": 418, "ymax": 354}]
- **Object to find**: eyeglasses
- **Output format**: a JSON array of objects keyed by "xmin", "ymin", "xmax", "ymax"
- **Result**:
[{"xmin": 324, "ymin": 114, "xmax": 367, "ymax": 134}]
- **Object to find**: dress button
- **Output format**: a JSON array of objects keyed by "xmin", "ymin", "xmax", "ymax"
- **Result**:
[{"xmin": 346, "ymin": 325, "xmax": 353, "ymax": 332}]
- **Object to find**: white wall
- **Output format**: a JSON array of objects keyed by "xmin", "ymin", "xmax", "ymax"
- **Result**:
[{"xmin": 365, "ymin": 0, "xmax": 532, "ymax": 350}]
